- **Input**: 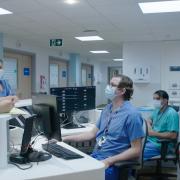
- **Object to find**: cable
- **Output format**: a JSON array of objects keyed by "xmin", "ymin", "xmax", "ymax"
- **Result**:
[
  {"xmin": 31, "ymin": 132, "xmax": 44, "ymax": 145},
  {"xmin": 61, "ymin": 121, "xmax": 73, "ymax": 128},
  {"xmin": 60, "ymin": 114, "xmax": 68, "ymax": 126},
  {"xmin": 9, "ymin": 162, "xmax": 33, "ymax": 170},
  {"xmin": 9, "ymin": 140, "xmax": 15, "ymax": 153}
]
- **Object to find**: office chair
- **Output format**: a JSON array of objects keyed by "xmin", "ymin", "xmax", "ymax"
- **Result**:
[
  {"xmin": 114, "ymin": 119, "xmax": 148, "ymax": 180},
  {"xmin": 137, "ymin": 139, "xmax": 179, "ymax": 180},
  {"xmin": 137, "ymin": 106, "xmax": 180, "ymax": 180}
]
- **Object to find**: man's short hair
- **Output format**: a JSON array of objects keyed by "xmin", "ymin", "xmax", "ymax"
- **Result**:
[
  {"xmin": 154, "ymin": 90, "xmax": 169, "ymax": 100},
  {"xmin": 116, "ymin": 74, "xmax": 134, "ymax": 100}
]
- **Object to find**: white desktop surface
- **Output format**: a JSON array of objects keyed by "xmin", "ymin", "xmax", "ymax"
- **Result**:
[
  {"xmin": 15, "ymin": 99, "xmax": 32, "ymax": 108},
  {"xmin": 61, "ymin": 123, "xmax": 96, "ymax": 136},
  {"xmin": 0, "ymin": 139, "xmax": 105, "ymax": 180}
]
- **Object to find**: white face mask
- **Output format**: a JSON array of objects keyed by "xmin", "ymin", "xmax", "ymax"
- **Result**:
[
  {"xmin": 153, "ymin": 99, "xmax": 162, "ymax": 109},
  {"xmin": 0, "ymin": 69, "xmax": 4, "ymax": 79},
  {"xmin": 105, "ymin": 85, "xmax": 117, "ymax": 100}
]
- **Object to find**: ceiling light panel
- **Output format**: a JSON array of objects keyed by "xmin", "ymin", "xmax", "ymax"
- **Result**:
[
  {"xmin": 113, "ymin": 59, "xmax": 124, "ymax": 61},
  {"xmin": 90, "ymin": 50, "xmax": 109, "ymax": 54},
  {"xmin": 75, "ymin": 36, "xmax": 104, "ymax": 41},
  {"xmin": 139, "ymin": 1, "xmax": 180, "ymax": 14},
  {"xmin": 0, "ymin": 8, "xmax": 13, "ymax": 15},
  {"xmin": 64, "ymin": 0, "xmax": 79, "ymax": 5}
]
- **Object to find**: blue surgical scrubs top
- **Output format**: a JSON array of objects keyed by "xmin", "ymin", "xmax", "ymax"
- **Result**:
[
  {"xmin": 93, "ymin": 101, "xmax": 145, "ymax": 160},
  {"xmin": 0, "ymin": 79, "xmax": 12, "ymax": 97}
]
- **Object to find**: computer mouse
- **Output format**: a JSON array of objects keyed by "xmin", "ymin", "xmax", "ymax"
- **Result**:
[{"xmin": 28, "ymin": 151, "xmax": 52, "ymax": 162}]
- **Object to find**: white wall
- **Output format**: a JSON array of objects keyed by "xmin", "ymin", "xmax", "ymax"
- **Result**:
[
  {"xmin": 161, "ymin": 41, "xmax": 180, "ymax": 90},
  {"xmin": 123, "ymin": 42, "xmax": 162, "ymax": 106},
  {"xmin": 123, "ymin": 41, "xmax": 180, "ymax": 106}
]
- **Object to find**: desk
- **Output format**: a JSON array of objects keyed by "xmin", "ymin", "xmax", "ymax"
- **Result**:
[
  {"xmin": 0, "ymin": 139, "xmax": 105, "ymax": 180},
  {"xmin": 0, "ymin": 100, "xmax": 105, "ymax": 180},
  {"xmin": 15, "ymin": 99, "xmax": 32, "ymax": 108},
  {"xmin": 61, "ymin": 123, "xmax": 95, "ymax": 136}
]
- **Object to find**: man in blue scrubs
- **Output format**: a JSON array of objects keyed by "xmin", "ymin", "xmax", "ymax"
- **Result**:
[
  {"xmin": 63, "ymin": 75, "xmax": 144, "ymax": 180},
  {"xmin": 144, "ymin": 90, "xmax": 179, "ymax": 160}
]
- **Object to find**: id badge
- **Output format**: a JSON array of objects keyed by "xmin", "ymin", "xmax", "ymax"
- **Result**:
[{"xmin": 97, "ymin": 136, "xmax": 107, "ymax": 147}]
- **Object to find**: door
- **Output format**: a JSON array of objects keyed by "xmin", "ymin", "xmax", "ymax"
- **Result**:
[
  {"xmin": 81, "ymin": 63, "xmax": 94, "ymax": 86},
  {"xmin": 4, "ymin": 50, "xmax": 32, "ymax": 99},
  {"xmin": 49, "ymin": 57, "xmax": 68, "ymax": 87}
]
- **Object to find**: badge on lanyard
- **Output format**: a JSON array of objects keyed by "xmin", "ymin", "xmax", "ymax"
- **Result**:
[{"xmin": 97, "ymin": 136, "xmax": 107, "ymax": 148}]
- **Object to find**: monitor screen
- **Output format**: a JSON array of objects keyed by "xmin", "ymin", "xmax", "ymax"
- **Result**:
[
  {"xmin": 32, "ymin": 94, "xmax": 61, "ymax": 141},
  {"xmin": 50, "ymin": 86, "xmax": 96, "ymax": 128}
]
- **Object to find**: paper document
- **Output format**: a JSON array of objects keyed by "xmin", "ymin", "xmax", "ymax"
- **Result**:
[{"xmin": 9, "ymin": 107, "xmax": 29, "ymax": 115}]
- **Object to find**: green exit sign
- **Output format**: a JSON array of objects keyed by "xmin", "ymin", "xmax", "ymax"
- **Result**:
[{"xmin": 50, "ymin": 39, "xmax": 63, "ymax": 47}]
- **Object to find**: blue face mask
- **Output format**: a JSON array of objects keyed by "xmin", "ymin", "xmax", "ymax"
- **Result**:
[
  {"xmin": 104, "ymin": 85, "xmax": 117, "ymax": 100},
  {"xmin": 153, "ymin": 99, "xmax": 162, "ymax": 109}
]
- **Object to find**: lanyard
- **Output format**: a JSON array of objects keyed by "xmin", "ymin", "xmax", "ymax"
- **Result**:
[
  {"xmin": 157, "ymin": 106, "xmax": 169, "ymax": 120},
  {"xmin": 153, "ymin": 106, "xmax": 169, "ymax": 127},
  {"xmin": 103, "ymin": 110, "xmax": 114, "ymax": 136}
]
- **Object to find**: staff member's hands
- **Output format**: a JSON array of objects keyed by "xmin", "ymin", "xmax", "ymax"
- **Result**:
[
  {"xmin": 7, "ymin": 95, "xmax": 19, "ymax": 103},
  {"xmin": 0, "ymin": 99, "xmax": 14, "ymax": 113}
]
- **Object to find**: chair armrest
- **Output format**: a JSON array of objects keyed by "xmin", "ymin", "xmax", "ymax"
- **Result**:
[
  {"xmin": 157, "ymin": 139, "xmax": 177, "ymax": 160},
  {"xmin": 114, "ymin": 160, "xmax": 140, "ymax": 168},
  {"xmin": 176, "ymin": 142, "xmax": 180, "ymax": 168}
]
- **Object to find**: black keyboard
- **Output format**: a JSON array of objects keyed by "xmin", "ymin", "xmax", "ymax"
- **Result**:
[{"xmin": 42, "ymin": 142, "xmax": 84, "ymax": 160}]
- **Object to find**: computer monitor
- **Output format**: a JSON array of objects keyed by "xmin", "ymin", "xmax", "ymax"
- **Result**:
[
  {"xmin": 32, "ymin": 94, "xmax": 61, "ymax": 141},
  {"xmin": 50, "ymin": 86, "xmax": 96, "ymax": 129},
  {"xmin": 10, "ymin": 114, "xmax": 37, "ymax": 164},
  {"xmin": 20, "ymin": 115, "xmax": 35, "ymax": 156}
]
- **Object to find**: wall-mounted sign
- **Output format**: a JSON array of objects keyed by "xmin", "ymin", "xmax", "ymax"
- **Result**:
[
  {"xmin": 24, "ymin": 67, "xmax": 30, "ymax": 76},
  {"xmin": 50, "ymin": 39, "xmax": 63, "ymax": 47},
  {"xmin": 169, "ymin": 66, "xmax": 180, "ymax": 71},
  {"xmin": 62, "ymin": 70, "xmax": 67, "ymax": 78}
]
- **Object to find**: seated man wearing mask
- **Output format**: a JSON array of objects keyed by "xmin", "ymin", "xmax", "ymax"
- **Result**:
[
  {"xmin": 144, "ymin": 90, "xmax": 179, "ymax": 160},
  {"xmin": 63, "ymin": 75, "xmax": 144, "ymax": 180}
]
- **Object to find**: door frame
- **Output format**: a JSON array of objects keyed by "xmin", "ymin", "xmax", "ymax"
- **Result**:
[
  {"xmin": 49, "ymin": 56, "xmax": 69, "ymax": 88},
  {"xmin": 81, "ymin": 63, "xmax": 94, "ymax": 86},
  {"xmin": 4, "ymin": 48, "xmax": 35, "ymax": 97}
]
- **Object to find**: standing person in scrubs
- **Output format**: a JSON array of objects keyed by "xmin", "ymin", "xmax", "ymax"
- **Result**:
[{"xmin": 0, "ymin": 58, "xmax": 18, "ymax": 101}]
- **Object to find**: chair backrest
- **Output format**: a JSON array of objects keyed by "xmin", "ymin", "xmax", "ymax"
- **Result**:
[{"xmin": 139, "ymin": 119, "xmax": 148, "ymax": 168}]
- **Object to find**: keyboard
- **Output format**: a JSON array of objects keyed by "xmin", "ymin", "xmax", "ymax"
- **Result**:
[{"xmin": 42, "ymin": 142, "xmax": 84, "ymax": 160}]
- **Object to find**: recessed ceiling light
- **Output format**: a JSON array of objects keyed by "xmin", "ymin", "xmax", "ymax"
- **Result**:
[
  {"xmin": 0, "ymin": 8, "xmax": 13, "ymax": 15},
  {"xmin": 113, "ymin": 59, "xmax": 124, "ymax": 61},
  {"xmin": 139, "ymin": 1, "xmax": 180, "ymax": 14},
  {"xmin": 64, "ymin": 0, "xmax": 79, "ymax": 5},
  {"xmin": 90, "ymin": 50, "xmax": 109, "ymax": 54},
  {"xmin": 75, "ymin": 36, "xmax": 104, "ymax": 41}
]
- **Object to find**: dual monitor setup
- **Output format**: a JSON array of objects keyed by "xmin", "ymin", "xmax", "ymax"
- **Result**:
[{"xmin": 10, "ymin": 86, "xmax": 96, "ymax": 164}]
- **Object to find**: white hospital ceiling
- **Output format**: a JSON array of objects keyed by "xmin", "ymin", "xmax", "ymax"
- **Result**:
[{"xmin": 0, "ymin": 0, "xmax": 180, "ymax": 61}]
